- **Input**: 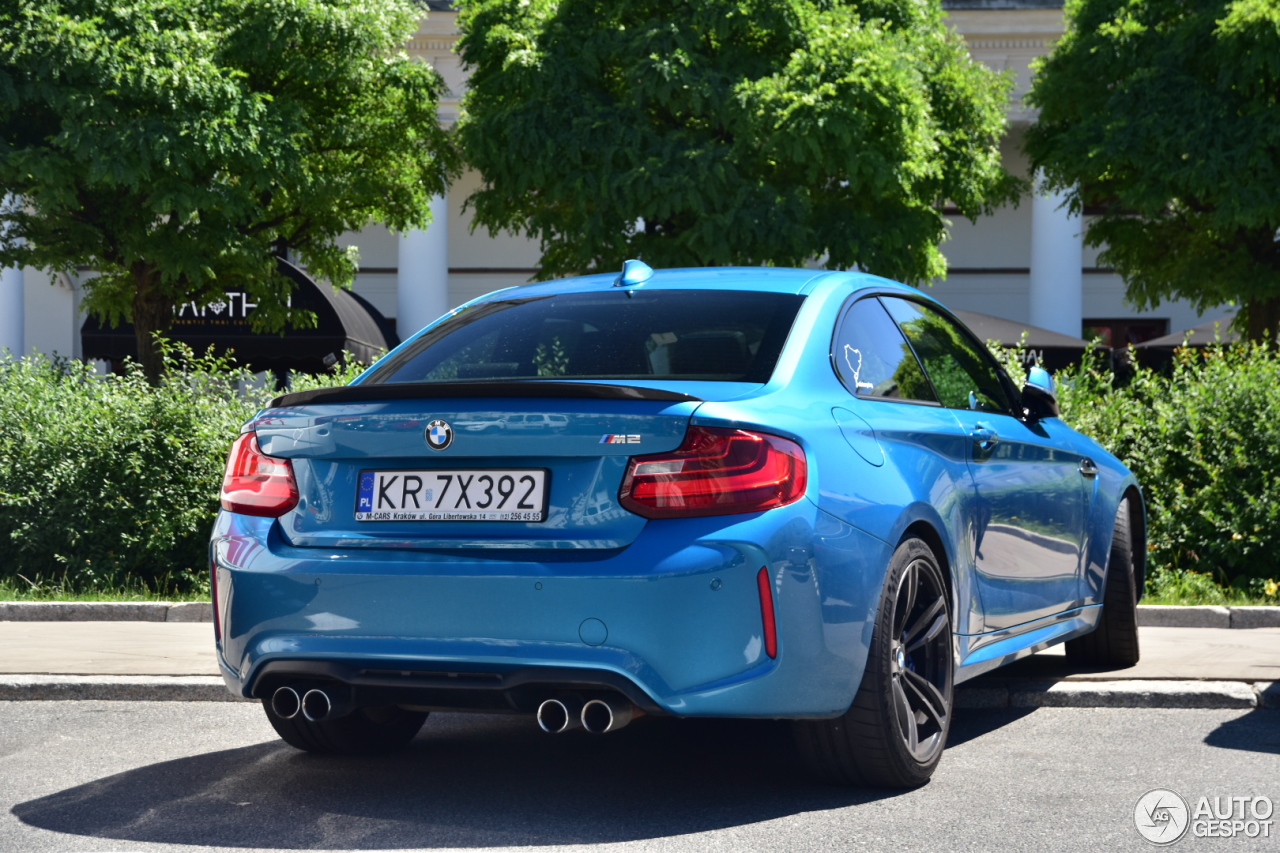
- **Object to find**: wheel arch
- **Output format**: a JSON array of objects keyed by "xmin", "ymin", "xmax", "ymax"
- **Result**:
[{"xmin": 901, "ymin": 519, "xmax": 956, "ymax": 620}]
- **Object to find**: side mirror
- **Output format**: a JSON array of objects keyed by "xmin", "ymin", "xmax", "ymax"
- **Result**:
[{"xmin": 1021, "ymin": 365, "xmax": 1060, "ymax": 419}]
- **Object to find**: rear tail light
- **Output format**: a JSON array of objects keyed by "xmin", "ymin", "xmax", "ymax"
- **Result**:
[
  {"xmin": 618, "ymin": 426, "xmax": 806, "ymax": 518},
  {"xmin": 220, "ymin": 433, "xmax": 299, "ymax": 517}
]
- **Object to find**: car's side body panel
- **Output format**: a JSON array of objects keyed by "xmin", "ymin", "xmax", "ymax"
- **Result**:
[
  {"xmin": 808, "ymin": 276, "xmax": 1143, "ymax": 630},
  {"xmin": 953, "ymin": 605, "xmax": 1102, "ymax": 682},
  {"xmin": 949, "ymin": 406, "xmax": 1091, "ymax": 631}
]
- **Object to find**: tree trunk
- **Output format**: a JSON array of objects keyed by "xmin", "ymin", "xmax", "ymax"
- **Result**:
[
  {"xmin": 130, "ymin": 263, "xmax": 173, "ymax": 385},
  {"xmin": 1244, "ymin": 295, "xmax": 1280, "ymax": 347}
]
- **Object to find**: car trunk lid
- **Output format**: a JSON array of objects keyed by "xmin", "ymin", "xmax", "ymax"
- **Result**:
[{"xmin": 252, "ymin": 383, "xmax": 701, "ymax": 550}]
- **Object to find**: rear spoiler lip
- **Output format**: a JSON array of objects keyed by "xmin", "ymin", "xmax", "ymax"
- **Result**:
[{"xmin": 266, "ymin": 380, "xmax": 704, "ymax": 409}]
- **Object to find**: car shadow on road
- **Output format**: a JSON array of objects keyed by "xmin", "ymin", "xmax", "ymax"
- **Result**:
[
  {"xmin": 946, "ymin": 707, "xmax": 1036, "ymax": 747},
  {"xmin": 13, "ymin": 708, "xmax": 1020, "ymax": 849},
  {"xmin": 1203, "ymin": 709, "xmax": 1280, "ymax": 755}
]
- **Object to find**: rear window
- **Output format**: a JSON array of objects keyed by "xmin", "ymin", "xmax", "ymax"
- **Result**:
[{"xmin": 366, "ymin": 290, "xmax": 805, "ymax": 385}]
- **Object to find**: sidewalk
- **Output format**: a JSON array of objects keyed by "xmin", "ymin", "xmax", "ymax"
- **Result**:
[
  {"xmin": 0, "ymin": 614, "xmax": 1276, "ymax": 710},
  {"xmin": 959, "ymin": 625, "xmax": 1280, "ymax": 710}
]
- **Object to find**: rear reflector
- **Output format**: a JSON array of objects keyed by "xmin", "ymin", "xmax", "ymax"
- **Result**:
[
  {"xmin": 618, "ymin": 426, "xmax": 806, "ymax": 518},
  {"xmin": 220, "ymin": 433, "xmax": 299, "ymax": 517},
  {"xmin": 757, "ymin": 567, "xmax": 778, "ymax": 659},
  {"xmin": 210, "ymin": 560, "xmax": 221, "ymax": 642}
]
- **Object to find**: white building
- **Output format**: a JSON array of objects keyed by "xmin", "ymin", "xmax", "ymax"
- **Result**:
[{"xmin": 0, "ymin": 1, "xmax": 1230, "ymax": 360}]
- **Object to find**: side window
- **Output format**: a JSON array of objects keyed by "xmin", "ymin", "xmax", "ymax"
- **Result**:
[
  {"xmin": 879, "ymin": 297, "xmax": 1015, "ymax": 413},
  {"xmin": 832, "ymin": 297, "xmax": 939, "ymax": 404}
]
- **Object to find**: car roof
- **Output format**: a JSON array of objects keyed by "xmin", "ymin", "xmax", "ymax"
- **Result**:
[{"xmin": 481, "ymin": 266, "xmax": 871, "ymax": 299}]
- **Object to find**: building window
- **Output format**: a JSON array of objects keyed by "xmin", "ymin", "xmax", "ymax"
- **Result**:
[{"xmin": 1082, "ymin": 319, "xmax": 1169, "ymax": 347}]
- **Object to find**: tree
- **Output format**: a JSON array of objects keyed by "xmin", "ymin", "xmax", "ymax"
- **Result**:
[
  {"xmin": 1024, "ymin": 0, "xmax": 1280, "ymax": 342},
  {"xmin": 455, "ymin": 0, "xmax": 1018, "ymax": 284},
  {"xmin": 0, "ymin": 0, "xmax": 458, "ymax": 381}
]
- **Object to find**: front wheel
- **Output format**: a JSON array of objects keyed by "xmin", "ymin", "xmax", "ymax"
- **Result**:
[
  {"xmin": 794, "ymin": 537, "xmax": 954, "ymax": 787},
  {"xmin": 1065, "ymin": 496, "xmax": 1140, "ymax": 667}
]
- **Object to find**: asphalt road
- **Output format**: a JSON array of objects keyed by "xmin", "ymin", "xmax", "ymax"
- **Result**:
[{"xmin": 0, "ymin": 702, "xmax": 1276, "ymax": 853}]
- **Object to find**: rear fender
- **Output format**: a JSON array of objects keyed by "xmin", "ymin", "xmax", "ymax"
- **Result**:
[{"xmin": 888, "ymin": 503, "xmax": 982, "ymax": 637}]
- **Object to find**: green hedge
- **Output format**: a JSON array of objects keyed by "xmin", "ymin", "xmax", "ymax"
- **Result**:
[
  {"xmin": 1002, "ymin": 342, "xmax": 1280, "ymax": 594},
  {"xmin": 3, "ymin": 342, "xmax": 1280, "ymax": 598},
  {"xmin": 0, "ymin": 346, "xmax": 363, "ymax": 594}
]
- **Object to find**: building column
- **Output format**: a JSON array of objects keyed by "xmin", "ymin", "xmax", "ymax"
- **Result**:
[
  {"xmin": 0, "ymin": 195, "xmax": 24, "ymax": 356},
  {"xmin": 397, "ymin": 194, "xmax": 449, "ymax": 340},
  {"xmin": 67, "ymin": 273, "xmax": 84, "ymax": 360},
  {"xmin": 1028, "ymin": 178, "xmax": 1083, "ymax": 338}
]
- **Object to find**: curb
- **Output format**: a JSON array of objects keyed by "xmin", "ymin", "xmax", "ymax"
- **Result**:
[
  {"xmin": 0, "ymin": 675, "xmax": 247, "ymax": 702},
  {"xmin": 3, "ymin": 602, "xmax": 1278, "ymax": 626},
  {"xmin": 0, "ymin": 675, "xmax": 1273, "ymax": 709},
  {"xmin": 1136, "ymin": 605, "xmax": 1280, "ymax": 629},
  {"xmin": 0, "ymin": 601, "xmax": 212, "ymax": 622},
  {"xmin": 1137, "ymin": 605, "xmax": 1231, "ymax": 628},
  {"xmin": 1228, "ymin": 607, "xmax": 1280, "ymax": 629},
  {"xmin": 955, "ymin": 679, "xmax": 1273, "ymax": 710}
]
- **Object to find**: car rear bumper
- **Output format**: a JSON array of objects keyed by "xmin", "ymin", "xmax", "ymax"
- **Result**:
[{"xmin": 211, "ymin": 503, "xmax": 891, "ymax": 718}]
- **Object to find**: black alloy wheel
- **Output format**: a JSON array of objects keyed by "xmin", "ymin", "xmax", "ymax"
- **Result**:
[
  {"xmin": 794, "ymin": 537, "xmax": 954, "ymax": 787},
  {"xmin": 887, "ymin": 550, "xmax": 953, "ymax": 764}
]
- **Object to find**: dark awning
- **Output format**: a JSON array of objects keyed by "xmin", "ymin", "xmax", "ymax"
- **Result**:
[
  {"xmin": 951, "ymin": 309, "xmax": 1110, "ymax": 373},
  {"xmin": 81, "ymin": 258, "xmax": 398, "ymax": 373},
  {"xmin": 1135, "ymin": 316, "xmax": 1238, "ymax": 349}
]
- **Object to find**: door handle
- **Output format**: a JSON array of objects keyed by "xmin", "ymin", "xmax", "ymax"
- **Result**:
[
  {"xmin": 1079, "ymin": 457, "xmax": 1099, "ymax": 478},
  {"xmin": 970, "ymin": 423, "xmax": 999, "ymax": 453}
]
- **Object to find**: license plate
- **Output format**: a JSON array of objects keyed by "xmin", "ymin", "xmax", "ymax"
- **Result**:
[{"xmin": 355, "ymin": 469, "xmax": 548, "ymax": 522}]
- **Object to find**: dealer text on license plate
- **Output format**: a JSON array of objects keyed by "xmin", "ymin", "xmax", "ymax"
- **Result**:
[{"xmin": 355, "ymin": 469, "xmax": 548, "ymax": 522}]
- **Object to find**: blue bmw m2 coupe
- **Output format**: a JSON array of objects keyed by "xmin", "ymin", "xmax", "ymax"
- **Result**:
[{"xmin": 212, "ymin": 261, "xmax": 1143, "ymax": 787}]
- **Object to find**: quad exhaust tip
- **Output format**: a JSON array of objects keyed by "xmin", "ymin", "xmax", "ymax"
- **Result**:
[
  {"xmin": 581, "ymin": 697, "xmax": 635, "ymax": 734},
  {"xmin": 302, "ymin": 688, "xmax": 332, "ymax": 722},
  {"xmin": 537, "ymin": 695, "xmax": 638, "ymax": 734},
  {"xmin": 271, "ymin": 686, "xmax": 301, "ymax": 720},
  {"xmin": 272, "ymin": 685, "xmax": 351, "ymax": 722},
  {"xmin": 537, "ymin": 696, "xmax": 584, "ymax": 733}
]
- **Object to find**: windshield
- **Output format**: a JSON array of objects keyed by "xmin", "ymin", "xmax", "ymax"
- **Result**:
[{"xmin": 366, "ymin": 290, "xmax": 805, "ymax": 385}]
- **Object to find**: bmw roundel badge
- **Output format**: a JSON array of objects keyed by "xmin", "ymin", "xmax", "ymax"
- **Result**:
[{"xmin": 425, "ymin": 419, "xmax": 453, "ymax": 450}]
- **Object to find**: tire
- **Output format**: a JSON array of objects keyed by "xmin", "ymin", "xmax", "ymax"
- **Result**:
[
  {"xmin": 794, "ymin": 537, "xmax": 954, "ymax": 788},
  {"xmin": 1065, "ymin": 496, "xmax": 1141, "ymax": 667},
  {"xmin": 264, "ymin": 700, "xmax": 428, "ymax": 755}
]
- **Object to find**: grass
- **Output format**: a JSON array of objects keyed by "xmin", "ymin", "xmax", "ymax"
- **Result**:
[
  {"xmin": 1141, "ymin": 567, "xmax": 1279, "ymax": 607},
  {"xmin": 1141, "ymin": 590, "xmax": 1278, "ymax": 606},
  {"xmin": 0, "ymin": 575, "xmax": 208, "ymax": 602}
]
